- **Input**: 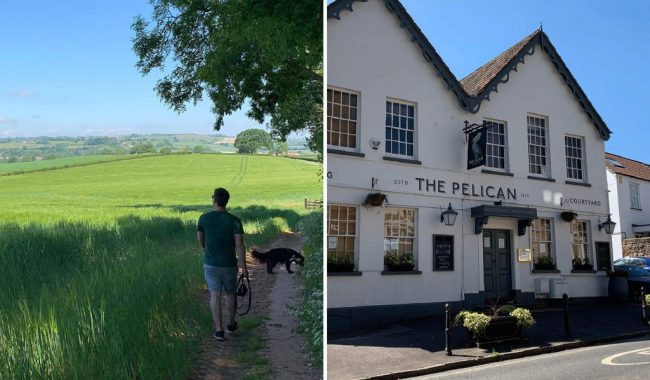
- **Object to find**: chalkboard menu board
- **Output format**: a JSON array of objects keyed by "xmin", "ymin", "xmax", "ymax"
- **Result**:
[
  {"xmin": 595, "ymin": 241, "xmax": 612, "ymax": 271},
  {"xmin": 433, "ymin": 235, "xmax": 454, "ymax": 271}
]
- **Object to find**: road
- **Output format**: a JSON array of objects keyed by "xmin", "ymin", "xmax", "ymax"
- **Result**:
[{"xmin": 410, "ymin": 337, "xmax": 650, "ymax": 380}]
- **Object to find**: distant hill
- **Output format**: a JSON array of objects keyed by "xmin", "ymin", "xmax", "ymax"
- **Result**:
[{"xmin": 0, "ymin": 133, "xmax": 315, "ymax": 164}]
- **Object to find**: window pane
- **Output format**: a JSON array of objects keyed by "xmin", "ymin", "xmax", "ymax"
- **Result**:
[
  {"xmin": 485, "ymin": 120, "xmax": 506, "ymax": 169},
  {"xmin": 328, "ymin": 89, "xmax": 359, "ymax": 149},
  {"xmin": 342, "ymin": 92, "xmax": 349, "ymax": 106}
]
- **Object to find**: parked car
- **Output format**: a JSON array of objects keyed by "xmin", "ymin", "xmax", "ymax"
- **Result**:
[
  {"xmin": 613, "ymin": 257, "xmax": 650, "ymax": 271},
  {"xmin": 613, "ymin": 264, "xmax": 650, "ymax": 302}
]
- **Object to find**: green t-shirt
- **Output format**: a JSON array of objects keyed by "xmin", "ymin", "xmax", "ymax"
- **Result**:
[{"xmin": 197, "ymin": 210, "xmax": 244, "ymax": 267}]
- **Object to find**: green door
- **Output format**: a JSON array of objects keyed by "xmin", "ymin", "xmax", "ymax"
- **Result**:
[{"xmin": 483, "ymin": 230, "xmax": 512, "ymax": 300}]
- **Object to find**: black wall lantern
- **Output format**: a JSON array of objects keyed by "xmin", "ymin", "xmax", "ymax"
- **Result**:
[
  {"xmin": 441, "ymin": 203, "xmax": 458, "ymax": 226},
  {"xmin": 599, "ymin": 214, "xmax": 616, "ymax": 235}
]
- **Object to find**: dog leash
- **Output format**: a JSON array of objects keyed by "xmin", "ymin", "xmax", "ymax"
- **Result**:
[{"xmin": 235, "ymin": 273, "xmax": 252, "ymax": 316}]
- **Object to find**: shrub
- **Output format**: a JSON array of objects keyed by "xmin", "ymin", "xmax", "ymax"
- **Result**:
[
  {"xmin": 510, "ymin": 308, "xmax": 535, "ymax": 328},
  {"xmin": 453, "ymin": 311, "xmax": 492, "ymax": 335},
  {"xmin": 327, "ymin": 253, "xmax": 353, "ymax": 265},
  {"xmin": 535, "ymin": 255, "xmax": 555, "ymax": 266},
  {"xmin": 384, "ymin": 252, "xmax": 414, "ymax": 266},
  {"xmin": 453, "ymin": 307, "xmax": 535, "ymax": 335}
]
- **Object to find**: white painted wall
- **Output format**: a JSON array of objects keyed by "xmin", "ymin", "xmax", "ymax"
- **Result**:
[
  {"xmin": 607, "ymin": 168, "xmax": 650, "ymax": 260},
  {"xmin": 607, "ymin": 169, "xmax": 624, "ymax": 259},
  {"xmin": 327, "ymin": 0, "xmax": 611, "ymax": 309}
]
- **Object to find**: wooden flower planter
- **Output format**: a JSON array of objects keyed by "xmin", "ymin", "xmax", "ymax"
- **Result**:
[
  {"xmin": 386, "ymin": 263, "xmax": 415, "ymax": 272},
  {"xmin": 328, "ymin": 263, "xmax": 354, "ymax": 272},
  {"xmin": 534, "ymin": 263, "xmax": 556, "ymax": 271},
  {"xmin": 468, "ymin": 316, "xmax": 522, "ymax": 347}
]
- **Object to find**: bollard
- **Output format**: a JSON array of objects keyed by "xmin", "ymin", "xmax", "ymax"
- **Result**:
[
  {"xmin": 563, "ymin": 293, "xmax": 571, "ymax": 337},
  {"xmin": 642, "ymin": 287, "xmax": 648, "ymax": 325},
  {"xmin": 445, "ymin": 303, "xmax": 452, "ymax": 356}
]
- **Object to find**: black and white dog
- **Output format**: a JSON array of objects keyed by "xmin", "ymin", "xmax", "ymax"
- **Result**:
[{"xmin": 251, "ymin": 248, "xmax": 305, "ymax": 274}]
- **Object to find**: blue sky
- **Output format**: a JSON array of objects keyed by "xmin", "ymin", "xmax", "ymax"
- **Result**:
[
  {"xmin": 0, "ymin": 0, "xmax": 265, "ymax": 138},
  {"xmin": 2, "ymin": 1, "xmax": 649, "ymax": 161},
  {"xmin": 396, "ymin": 0, "xmax": 650, "ymax": 162}
]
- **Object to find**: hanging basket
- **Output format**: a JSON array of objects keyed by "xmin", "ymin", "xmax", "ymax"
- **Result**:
[
  {"xmin": 560, "ymin": 211, "xmax": 577, "ymax": 222},
  {"xmin": 362, "ymin": 192, "xmax": 388, "ymax": 208}
]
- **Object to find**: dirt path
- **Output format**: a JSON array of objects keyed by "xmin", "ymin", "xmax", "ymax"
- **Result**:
[
  {"xmin": 190, "ymin": 233, "xmax": 318, "ymax": 380},
  {"xmin": 264, "ymin": 234, "xmax": 319, "ymax": 380}
]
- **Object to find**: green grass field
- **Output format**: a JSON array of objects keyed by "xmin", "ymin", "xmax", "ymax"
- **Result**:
[
  {"xmin": 0, "ymin": 155, "xmax": 138, "ymax": 174},
  {"xmin": 0, "ymin": 154, "xmax": 321, "ymax": 379}
]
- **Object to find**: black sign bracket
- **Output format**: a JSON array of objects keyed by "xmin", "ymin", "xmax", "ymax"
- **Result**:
[{"xmin": 463, "ymin": 120, "xmax": 492, "ymax": 142}]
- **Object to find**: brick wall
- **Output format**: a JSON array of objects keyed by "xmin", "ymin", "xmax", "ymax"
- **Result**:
[{"xmin": 623, "ymin": 238, "xmax": 650, "ymax": 257}]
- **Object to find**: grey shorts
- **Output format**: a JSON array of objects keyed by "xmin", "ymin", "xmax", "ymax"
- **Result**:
[{"xmin": 203, "ymin": 264, "xmax": 237, "ymax": 293}]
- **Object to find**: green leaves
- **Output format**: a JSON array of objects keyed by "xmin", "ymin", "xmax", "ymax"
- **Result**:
[
  {"xmin": 234, "ymin": 129, "xmax": 272, "ymax": 154},
  {"xmin": 132, "ymin": 0, "xmax": 323, "ymax": 155}
]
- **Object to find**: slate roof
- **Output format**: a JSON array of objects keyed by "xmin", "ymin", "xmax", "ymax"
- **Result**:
[
  {"xmin": 606, "ymin": 153, "xmax": 650, "ymax": 182},
  {"xmin": 328, "ymin": 0, "xmax": 612, "ymax": 141}
]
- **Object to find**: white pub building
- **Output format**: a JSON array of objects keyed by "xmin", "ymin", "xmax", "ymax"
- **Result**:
[{"xmin": 327, "ymin": 0, "xmax": 615, "ymax": 333}]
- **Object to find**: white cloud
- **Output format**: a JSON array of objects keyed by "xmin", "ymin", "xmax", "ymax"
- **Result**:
[{"xmin": 1, "ymin": 129, "xmax": 16, "ymax": 137}]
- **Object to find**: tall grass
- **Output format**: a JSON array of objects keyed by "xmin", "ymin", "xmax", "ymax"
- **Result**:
[
  {"xmin": 0, "ymin": 154, "xmax": 321, "ymax": 379},
  {"xmin": 297, "ymin": 211, "xmax": 323, "ymax": 368}
]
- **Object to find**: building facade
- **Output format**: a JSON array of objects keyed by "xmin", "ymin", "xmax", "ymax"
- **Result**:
[
  {"xmin": 327, "ymin": 0, "xmax": 614, "ymax": 334},
  {"xmin": 606, "ymin": 153, "xmax": 650, "ymax": 259}
]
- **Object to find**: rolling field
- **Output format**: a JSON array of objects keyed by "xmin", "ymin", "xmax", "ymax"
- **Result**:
[
  {"xmin": 0, "ymin": 154, "xmax": 321, "ymax": 379},
  {"xmin": 0, "ymin": 154, "xmax": 138, "ymax": 175}
]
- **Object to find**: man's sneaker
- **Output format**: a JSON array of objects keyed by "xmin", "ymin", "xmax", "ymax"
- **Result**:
[
  {"xmin": 226, "ymin": 322, "xmax": 238, "ymax": 334},
  {"xmin": 213, "ymin": 330, "xmax": 225, "ymax": 341}
]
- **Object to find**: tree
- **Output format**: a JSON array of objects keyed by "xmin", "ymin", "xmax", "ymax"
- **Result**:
[
  {"xmin": 132, "ymin": 0, "xmax": 323, "ymax": 156},
  {"xmin": 273, "ymin": 140, "xmax": 289, "ymax": 156},
  {"xmin": 160, "ymin": 147, "xmax": 172, "ymax": 155},
  {"xmin": 193, "ymin": 145, "xmax": 205, "ymax": 154},
  {"xmin": 130, "ymin": 143, "xmax": 156, "ymax": 154},
  {"xmin": 234, "ymin": 129, "xmax": 272, "ymax": 154}
]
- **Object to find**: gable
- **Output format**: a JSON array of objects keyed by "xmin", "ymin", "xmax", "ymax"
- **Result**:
[{"xmin": 328, "ymin": 0, "xmax": 611, "ymax": 140}]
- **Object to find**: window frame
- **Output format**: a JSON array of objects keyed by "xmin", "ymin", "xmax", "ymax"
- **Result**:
[
  {"xmin": 527, "ymin": 114, "xmax": 550, "ymax": 177},
  {"xmin": 530, "ymin": 218, "xmax": 555, "ymax": 268},
  {"xmin": 327, "ymin": 87, "xmax": 360, "ymax": 151},
  {"xmin": 484, "ymin": 118, "xmax": 508, "ymax": 171},
  {"xmin": 327, "ymin": 204, "xmax": 359, "ymax": 271},
  {"xmin": 384, "ymin": 98, "xmax": 417, "ymax": 159},
  {"xmin": 630, "ymin": 182, "xmax": 641, "ymax": 210},
  {"xmin": 383, "ymin": 207, "xmax": 417, "ymax": 270},
  {"xmin": 570, "ymin": 219, "xmax": 592, "ymax": 269},
  {"xmin": 565, "ymin": 135, "xmax": 587, "ymax": 182}
]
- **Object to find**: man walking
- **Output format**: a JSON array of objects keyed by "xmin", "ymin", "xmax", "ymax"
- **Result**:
[{"xmin": 197, "ymin": 187, "xmax": 249, "ymax": 341}]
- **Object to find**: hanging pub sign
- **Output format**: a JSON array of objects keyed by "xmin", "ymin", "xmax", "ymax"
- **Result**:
[
  {"xmin": 464, "ymin": 121, "xmax": 489, "ymax": 170},
  {"xmin": 433, "ymin": 235, "xmax": 454, "ymax": 271}
]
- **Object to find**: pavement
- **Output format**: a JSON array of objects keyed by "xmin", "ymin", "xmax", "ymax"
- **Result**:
[
  {"xmin": 408, "ymin": 336, "xmax": 650, "ymax": 380},
  {"xmin": 327, "ymin": 302, "xmax": 650, "ymax": 380}
]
